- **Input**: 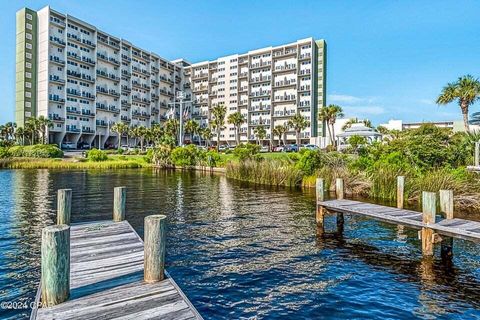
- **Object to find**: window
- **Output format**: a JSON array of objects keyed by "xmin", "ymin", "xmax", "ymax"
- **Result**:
[
  {"xmin": 25, "ymin": 92, "xmax": 31, "ymax": 98},
  {"xmin": 26, "ymin": 53, "xmax": 32, "ymax": 59},
  {"xmin": 25, "ymin": 72, "xmax": 31, "ymax": 78},
  {"xmin": 26, "ymin": 62, "xmax": 31, "ymax": 68},
  {"xmin": 26, "ymin": 33, "xmax": 32, "ymax": 40},
  {"xmin": 26, "ymin": 102, "xmax": 31, "ymax": 108},
  {"xmin": 26, "ymin": 43, "xmax": 32, "ymax": 49},
  {"xmin": 26, "ymin": 23, "xmax": 32, "ymax": 30},
  {"xmin": 25, "ymin": 82, "xmax": 31, "ymax": 88},
  {"xmin": 26, "ymin": 13, "xmax": 32, "ymax": 20}
]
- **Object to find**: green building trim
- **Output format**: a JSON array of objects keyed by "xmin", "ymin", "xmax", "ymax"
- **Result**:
[{"xmin": 15, "ymin": 8, "xmax": 38, "ymax": 127}]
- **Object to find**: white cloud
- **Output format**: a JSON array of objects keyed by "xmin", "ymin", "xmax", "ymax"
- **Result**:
[
  {"xmin": 328, "ymin": 94, "xmax": 377, "ymax": 104},
  {"xmin": 419, "ymin": 98, "xmax": 435, "ymax": 105}
]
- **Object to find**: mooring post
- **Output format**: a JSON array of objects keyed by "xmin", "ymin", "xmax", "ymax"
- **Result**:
[
  {"xmin": 397, "ymin": 176, "xmax": 405, "ymax": 209},
  {"xmin": 41, "ymin": 225, "xmax": 70, "ymax": 307},
  {"xmin": 113, "ymin": 186, "xmax": 126, "ymax": 222},
  {"xmin": 316, "ymin": 178, "xmax": 325, "ymax": 228},
  {"xmin": 439, "ymin": 189, "xmax": 454, "ymax": 260},
  {"xmin": 421, "ymin": 192, "xmax": 436, "ymax": 256},
  {"xmin": 335, "ymin": 178, "xmax": 344, "ymax": 200},
  {"xmin": 144, "ymin": 215, "xmax": 167, "ymax": 283},
  {"xmin": 57, "ymin": 189, "xmax": 72, "ymax": 225},
  {"xmin": 475, "ymin": 141, "xmax": 480, "ymax": 167}
]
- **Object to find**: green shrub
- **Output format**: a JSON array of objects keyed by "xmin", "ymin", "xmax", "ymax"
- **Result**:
[
  {"xmin": 0, "ymin": 147, "xmax": 9, "ymax": 158},
  {"xmin": 86, "ymin": 148, "xmax": 108, "ymax": 162},
  {"xmin": 233, "ymin": 143, "xmax": 261, "ymax": 161},
  {"xmin": 170, "ymin": 145, "xmax": 199, "ymax": 167},
  {"xmin": 295, "ymin": 149, "xmax": 322, "ymax": 176},
  {"xmin": 144, "ymin": 149, "xmax": 154, "ymax": 163},
  {"xmin": 6, "ymin": 144, "xmax": 64, "ymax": 158},
  {"xmin": 203, "ymin": 150, "xmax": 221, "ymax": 167}
]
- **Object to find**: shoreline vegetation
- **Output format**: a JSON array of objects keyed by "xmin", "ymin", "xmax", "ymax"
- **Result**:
[{"xmin": 1, "ymin": 124, "xmax": 479, "ymax": 212}]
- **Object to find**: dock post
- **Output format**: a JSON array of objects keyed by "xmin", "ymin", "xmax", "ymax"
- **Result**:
[
  {"xmin": 335, "ymin": 178, "xmax": 344, "ymax": 200},
  {"xmin": 397, "ymin": 176, "xmax": 405, "ymax": 209},
  {"xmin": 439, "ymin": 190, "xmax": 454, "ymax": 260},
  {"xmin": 144, "ymin": 215, "xmax": 167, "ymax": 283},
  {"xmin": 41, "ymin": 225, "xmax": 70, "ymax": 307},
  {"xmin": 475, "ymin": 142, "xmax": 480, "ymax": 167},
  {"xmin": 316, "ymin": 178, "xmax": 325, "ymax": 229},
  {"xmin": 421, "ymin": 192, "xmax": 436, "ymax": 256},
  {"xmin": 113, "ymin": 186, "xmax": 126, "ymax": 222},
  {"xmin": 57, "ymin": 189, "xmax": 72, "ymax": 225}
]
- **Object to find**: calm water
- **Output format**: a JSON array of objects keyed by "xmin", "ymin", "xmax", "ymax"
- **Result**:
[{"xmin": 1, "ymin": 169, "xmax": 480, "ymax": 319}]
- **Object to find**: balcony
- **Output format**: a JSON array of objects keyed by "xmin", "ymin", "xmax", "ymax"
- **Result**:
[
  {"xmin": 274, "ymin": 79, "xmax": 296, "ymax": 88},
  {"xmin": 96, "ymin": 120, "xmax": 108, "ymax": 127},
  {"xmin": 250, "ymin": 75, "xmax": 271, "ymax": 83},
  {"xmin": 49, "ymin": 36, "xmax": 65, "ymax": 47},
  {"xmin": 66, "ymin": 107, "xmax": 80, "ymax": 114},
  {"xmin": 50, "ymin": 17, "xmax": 66, "ymax": 28},
  {"xmin": 298, "ymin": 69, "xmax": 311, "ymax": 76},
  {"xmin": 97, "ymin": 52, "xmax": 120, "ymax": 66},
  {"xmin": 66, "ymin": 126, "xmax": 80, "ymax": 133},
  {"xmin": 49, "ymin": 114, "xmax": 65, "ymax": 122},
  {"xmin": 49, "ymin": 94, "xmax": 65, "ymax": 103},
  {"xmin": 298, "ymin": 85, "xmax": 311, "ymax": 92},
  {"xmin": 49, "ymin": 55, "xmax": 65, "ymax": 65},
  {"xmin": 299, "ymin": 53, "xmax": 311, "ymax": 60},
  {"xmin": 273, "ymin": 64, "xmax": 297, "ymax": 73},
  {"xmin": 96, "ymin": 86, "xmax": 120, "ymax": 97},
  {"xmin": 82, "ymin": 127, "xmax": 95, "ymax": 134},
  {"xmin": 49, "ymin": 75, "xmax": 65, "ymax": 84},
  {"xmin": 81, "ymin": 109, "xmax": 94, "ymax": 117},
  {"xmin": 249, "ymin": 90, "xmax": 271, "ymax": 98},
  {"xmin": 250, "ymin": 61, "xmax": 272, "ymax": 69},
  {"xmin": 274, "ymin": 95, "xmax": 296, "ymax": 103}
]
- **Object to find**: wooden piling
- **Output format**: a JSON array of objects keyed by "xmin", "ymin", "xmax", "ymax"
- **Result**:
[
  {"xmin": 440, "ymin": 189, "xmax": 454, "ymax": 260},
  {"xmin": 144, "ymin": 215, "xmax": 167, "ymax": 283},
  {"xmin": 397, "ymin": 176, "xmax": 405, "ymax": 209},
  {"xmin": 316, "ymin": 178, "xmax": 325, "ymax": 228},
  {"xmin": 421, "ymin": 192, "xmax": 436, "ymax": 256},
  {"xmin": 41, "ymin": 225, "xmax": 70, "ymax": 307},
  {"xmin": 336, "ymin": 178, "xmax": 344, "ymax": 200},
  {"xmin": 57, "ymin": 189, "xmax": 72, "ymax": 225},
  {"xmin": 113, "ymin": 186, "xmax": 126, "ymax": 222}
]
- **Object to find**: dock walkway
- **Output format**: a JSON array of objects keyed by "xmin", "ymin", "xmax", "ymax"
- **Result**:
[
  {"xmin": 32, "ymin": 220, "xmax": 202, "ymax": 320},
  {"xmin": 319, "ymin": 199, "xmax": 480, "ymax": 243}
]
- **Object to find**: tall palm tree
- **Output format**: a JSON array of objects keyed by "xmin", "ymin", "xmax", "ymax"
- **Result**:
[
  {"xmin": 164, "ymin": 119, "xmax": 179, "ymax": 144},
  {"xmin": 319, "ymin": 104, "xmax": 344, "ymax": 146},
  {"xmin": 274, "ymin": 124, "xmax": 287, "ymax": 146},
  {"xmin": 150, "ymin": 123, "xmax": 164, "ymax": 146},
  {"xmin": 253, "ymin": 126, "xmax": 267, "ymax": 145},
  {"xmin": 15, "ymin": 126, "xmax": 25, "ymax": 145},
  {"xmin": 111, "ymin": 122, "xmax": 128, "ymax": 150},
  {"xmin": 227, "ymin": 111, "xmax": 245, "ymax": 146},
  {"xmin": 3, "ymin": 122, "xmax": 16, "ymax": 142},
  {"xmin": 288, "ymin": 114, "xmax": 309, "ymax": 146},
  {"xmin": 37, "ymin": 116, "xmax": 53, "ymax": 144},
  {"xmin": 137, "ymin": 126, "xmax": 148, "ymax": 151},
  {"xmin": 211, "ymin": 104, "xmax": 227, "ymax": 151},
  {"xmin": 130, "ymin": 126, "xmax": 140, "ymax": 147},
  {"xmin": 184, "ymin": 119, "xmax": 200, "ymax": 144},
  {"xmin": 25, "ymin": 118, "xmax": 39, "ymax": 145},
  {"xmin": 436, "ymin": 75, "xmax": 480, "ymax": 132},
  {"xmin": 199, "ymin": 127, "xmax": 213, "ymax": 147}
]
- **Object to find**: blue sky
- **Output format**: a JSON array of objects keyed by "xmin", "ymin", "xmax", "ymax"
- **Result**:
[{"xmin": 1, "ymin": 0, "xmax": 479, "ymax": 125}]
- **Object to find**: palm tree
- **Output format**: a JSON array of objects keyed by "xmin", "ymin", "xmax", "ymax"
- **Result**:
[
  {"xmin": 319, "ymin": 104, "xmax": 344, "ymax": 146},
  {"xmin": 227, "ymin": 112, "xmax": 245, "ymax": 146},
  {"xmin": 130, "ymin": 126, "xmax": 140, "ymax": 147},
  {"xmin": 150, "ymin": 123, "xmax": 164, "ymax": 146},
  {"xmin": 199, "ymin": 127, "xmax": 213, "ymax": 147},
  {"xmin": 288, "ymin": 114, "xmax": 309, "ymax": 146},
  {"xmin": 137, "ymin": 126, "xmax": 148, "ymax": 151},
  {"xmin": 274, "ymin": 124, "xmax": 287, "ymax": 146},
  {"xmin": 25, "ymin": 118, "xmax": 39, "ymax": 145},
  {"xmin": 253, "ymin": 126, "xmax": 267, "ymax": 145},
  {"xmin": 436, "ymin": 75, "xmax": 480, "ymax": 132},
  {"xmin": 37, "ymin": 116, "xmax": 53, "ymax": 144},
  {"xmin": 184, "ymin": 119, "xmax": 200, "ymax": 144},
  {"xmin": 164, "ymin": 119, "xmax": 179, "ymax": 144},
  {"xmin": 15, "ymin": 126, "xmax": 25, "ymax": 145},
  {"xmin": 211, "ymin": 104, "xmax": 227, "ymax": 151},
  {"xmin": 111, "ymin": 122, "xmax": 128, "ymax": 150}
]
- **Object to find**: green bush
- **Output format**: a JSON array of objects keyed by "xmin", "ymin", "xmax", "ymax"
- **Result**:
[
  {"xmin": 203, "ymin": 150, "xmax": 221, "ymax": 167},
  {"xmin": 233, "ymin": 143, "xmax": 261, "ymax": 161},
  {"xmin": 170, "ymin": 145, "xmax": 199, "ymax": 167},
  {"xmin": 144, "ymin": 149, "xmax": 154, "ymax": 163},
  {"xmin": 0, "ymin": 147, "xmax": 9, "ymax": 158},
  {"xmin": 86, "ymin": 148, "xmax": 108, "ymax": 162},
  {"xmin": 6, "ymin": 144, "xmax": 64, "ymax": 158},
  {"xmin": 295, "ymin": 149, "xmax": 323, "ymax": 176}
]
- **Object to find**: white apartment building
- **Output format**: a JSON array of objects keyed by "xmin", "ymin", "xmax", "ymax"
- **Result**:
[
  {"xmin": 188, "ymin": 38, "xmax": 326, "ymax": 146},
  {"xmin": 16, "ymin": 6, "xmax": 326, "ymax": 148}
]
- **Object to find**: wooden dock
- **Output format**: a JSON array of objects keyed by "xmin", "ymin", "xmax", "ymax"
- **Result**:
[
  {"xmin": 318, "ymin": 199, "xmax": 480, "ymax": 243},
  {"xmin": 31, "ymin": 220, "xmax": 202, "ymax": 320}
]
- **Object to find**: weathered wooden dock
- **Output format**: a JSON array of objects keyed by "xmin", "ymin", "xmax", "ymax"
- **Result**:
[
  {"xmin": 315, "ymin": 177, "xmax": 480, "ymax": 258},
  {"xmin": 31, "ymin": 188, "xmax": 202, "ymax": 320}
]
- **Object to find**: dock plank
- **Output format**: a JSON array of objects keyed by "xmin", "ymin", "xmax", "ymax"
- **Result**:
[
  {"xmin": 33, "ymin": 220, "xmax": 202, "ymax": 320},
  {"xmin": 319, "ymin": 199, "xmax": 480, "ymax": 243}
]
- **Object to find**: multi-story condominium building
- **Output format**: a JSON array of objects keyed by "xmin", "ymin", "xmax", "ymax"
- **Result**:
[
  {"xmin": 187, "ymin": 38, "xmax": 326, "ymax": 146},
  {"xmin": 15, "ymin": 6, "xmax": 326, "ymax": 148}
]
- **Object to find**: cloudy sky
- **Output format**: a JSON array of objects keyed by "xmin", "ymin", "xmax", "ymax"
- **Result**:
[{"xmin": 1, "ymin": 0, "xmax": 479, "ymax": 125}]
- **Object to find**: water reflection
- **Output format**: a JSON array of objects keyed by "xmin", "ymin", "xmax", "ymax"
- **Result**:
[{"xmin": 1, "ymin": 169, "xmax": 480, "ymax": 319}]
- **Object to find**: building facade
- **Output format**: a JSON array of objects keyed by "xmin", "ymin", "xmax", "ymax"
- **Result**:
[{"xmin": 15, "ymin": 6, "xmax": 326, "ymax": 147}]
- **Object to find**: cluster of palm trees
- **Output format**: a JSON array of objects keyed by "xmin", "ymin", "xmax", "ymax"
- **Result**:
[{"xmin": 0, "ymin": 116, "xmax": 53, "ymax": 146}]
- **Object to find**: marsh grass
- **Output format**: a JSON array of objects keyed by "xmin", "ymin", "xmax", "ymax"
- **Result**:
[{"xmin": 0, "ymin": 157, "xmax": 151, "ymax": 169}]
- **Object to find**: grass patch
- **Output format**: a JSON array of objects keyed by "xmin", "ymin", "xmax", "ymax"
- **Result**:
[{"xmin": 0, "ymin": 157, "xmax": 152, "ymax": 169}]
